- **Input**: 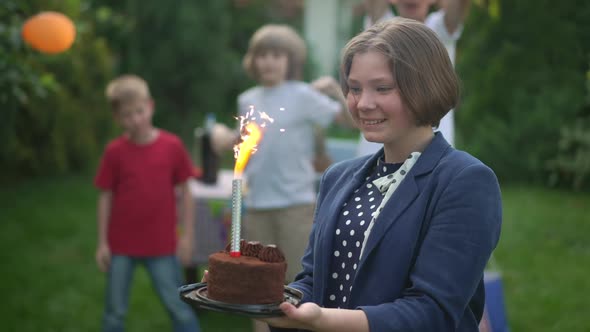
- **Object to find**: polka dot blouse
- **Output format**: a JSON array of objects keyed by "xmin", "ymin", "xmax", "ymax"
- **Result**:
[{"xmin": 324, "ymin": 157, "xmax": 403, "ymax": 308}]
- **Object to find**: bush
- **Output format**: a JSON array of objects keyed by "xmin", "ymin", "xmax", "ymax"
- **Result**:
[
  {"xmin": 96, "ymin": 0, "xmax": 249, "ymax": 142},
  {"xmin": 456, "ymin": 1, "xmax": 590, "ymax": 183},
  {"xmin": 0, "ymin": 1, "xmax": 116, "ymax": 179},
  {"xmin": 547, "ymin": 66, "xmax": 590, "ymax": 190}
]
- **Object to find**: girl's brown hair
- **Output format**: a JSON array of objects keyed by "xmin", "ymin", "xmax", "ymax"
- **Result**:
[
  {"xmin": 340, "ymin": 18, "xmax": 460, "ymax": 127},
  {"xmin": 243, "ymin": 24, "xmax": 307, "ymax": 81}
]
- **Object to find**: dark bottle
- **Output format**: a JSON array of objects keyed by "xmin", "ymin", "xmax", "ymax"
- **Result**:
[{"xmin": 200, "ymin": 113, "xmax": 220, "ymax": 184}]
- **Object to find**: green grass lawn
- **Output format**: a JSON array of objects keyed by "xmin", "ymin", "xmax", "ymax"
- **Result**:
[
  {"xmin": 494, "ymin": 185, "xmax": 590, "ymax": 331},
  {"xmin": 0, "ymin": 175, "xmax": 251, "ymax": 332},
  {"xmin": 1, "ymin": 175, "xmax": 589, "ymax": 331}
]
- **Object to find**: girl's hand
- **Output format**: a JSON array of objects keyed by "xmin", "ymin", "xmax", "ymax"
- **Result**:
[{"xmin": 261, "ymin": 302, "xmax": 323, "ymax": 330}]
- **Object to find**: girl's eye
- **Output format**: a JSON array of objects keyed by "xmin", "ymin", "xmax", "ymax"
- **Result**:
[
  {"xmin": 376, "ymin": 86, "xmax": 393, "ymax": 93},
  {"xmin": 349, "ymin": 87, "xmax": 361, "ymax": 95}
]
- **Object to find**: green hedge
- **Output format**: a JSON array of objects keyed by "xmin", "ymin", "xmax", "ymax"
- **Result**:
[
  {"xmin": 456, "ymin": 1, "xmax": 590, "ymax": 184},
  {"xmin": 0, "ymin": 0, "xmax": 116, "ymax": 179}
]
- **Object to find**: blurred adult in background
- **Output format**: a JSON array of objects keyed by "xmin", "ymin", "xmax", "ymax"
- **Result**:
[
  {"xmin": 356, "ymin": 0, "xmax": 470, "ymax": 157},
  {"xmin": 361, "ymin": 0, "xmax": 396, "ymax": 29}
]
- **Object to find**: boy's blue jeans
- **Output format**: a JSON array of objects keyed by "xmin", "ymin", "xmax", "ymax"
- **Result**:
[{"xmin": 102, "ymin": 255, "xmax": 200, "ymax": 332}]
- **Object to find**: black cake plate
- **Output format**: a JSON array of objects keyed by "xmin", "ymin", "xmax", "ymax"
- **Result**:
[{"xmin": 179, "ymin": 283, "xmax": 303, "ymax": 318}]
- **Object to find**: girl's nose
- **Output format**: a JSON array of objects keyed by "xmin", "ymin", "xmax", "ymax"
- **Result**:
[{"xmin": 356, "ymin": 90, "xmax": 376, "ymax": 111}]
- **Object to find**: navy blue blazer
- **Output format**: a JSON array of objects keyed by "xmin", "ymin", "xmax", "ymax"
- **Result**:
[{"xmin": 277, "ymin": 133, "xmax": 502, "ymax": 332}]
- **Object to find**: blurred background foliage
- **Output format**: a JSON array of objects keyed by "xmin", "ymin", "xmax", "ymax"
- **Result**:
[
  {"xmin": 0, "ymin": 0, "xmax": 303, "ymax": 181},
  {"xmin": 0, "ymin": 0, "xmax": 589, "ymax": 190},
  {"xmin": 457, "ymin": 0, "xmax": 590, "ymax": 188},
  {"xmin": 1, "ymin": 0, "xmax": 115, "ymax": 179}
]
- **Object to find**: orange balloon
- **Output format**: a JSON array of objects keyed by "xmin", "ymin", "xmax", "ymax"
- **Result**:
[{"xmin": 22, "ymin": 11, "xmax": 76, "ymax": 54}]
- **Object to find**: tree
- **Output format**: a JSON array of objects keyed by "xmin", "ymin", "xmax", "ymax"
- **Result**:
[
  {"xmin": 456, "ymin": 0, "xmax": 590, "ymax": 182},
  {"xmin": 0, "ymin": 0, "xmax": 115, "ymax": 179}
]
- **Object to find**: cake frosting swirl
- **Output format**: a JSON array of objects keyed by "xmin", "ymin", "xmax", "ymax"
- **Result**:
[
  {"xmin": 258, "ymin": 244, "xmax": 286, "ymax": 263},
  {"xmin": 243, "ymin": 241, "xmax": 264, "ymax": 257}
]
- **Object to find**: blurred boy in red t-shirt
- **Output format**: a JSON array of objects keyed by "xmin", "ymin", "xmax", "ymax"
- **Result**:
[{"xmin": 94, "ymin": 74, "xmax": 200, "ymax": 332}]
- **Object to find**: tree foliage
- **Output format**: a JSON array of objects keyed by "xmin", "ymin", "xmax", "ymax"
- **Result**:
[
  {"xmin": 456, "ymin": 0, "xmax": 590, "ymax": 184},
  {"xmin": 0, "ymin": 0, "xmax": 276, "ymax": 179},
  {"xmin": 546, "ymin": 65, "xmax": 590, "ymax": 190},
  {"xmin": 2, "ymin": 0, "xmax": 589, "ymax": 190},
  {"xmin": 0, "ymin": 0, "xmax": 115, "ymax": 179},
  {"xmin": 93, "ymin": 0, "xmax": 289, "ymax": 141}
]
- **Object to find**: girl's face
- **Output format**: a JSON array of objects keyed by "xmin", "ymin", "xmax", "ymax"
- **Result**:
[
  {"xmin": 346, "ymin": 51, "xmax": 417, "ymax": 148},
  {"xmin": 254, "ymin": 50, "xmax": 288, "ymax": 87}
]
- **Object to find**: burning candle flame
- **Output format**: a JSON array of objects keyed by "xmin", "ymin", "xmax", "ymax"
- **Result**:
[
  {"xmin": 233, "ymin": 122, "xmax": 262, "ymax": 178},
  {"xmin": 228, "ymin": 105, "xmax": 275, "ymax": 257}
]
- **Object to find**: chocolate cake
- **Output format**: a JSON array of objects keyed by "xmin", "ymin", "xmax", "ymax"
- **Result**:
[{"xmin": 207, "ymin": 240, "xmax": 287, "ymax": 304}]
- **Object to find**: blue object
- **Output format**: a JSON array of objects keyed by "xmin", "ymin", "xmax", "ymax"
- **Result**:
[{"xmin": 484, "ymin": 272, "xmax": 510, "ymax": 332}]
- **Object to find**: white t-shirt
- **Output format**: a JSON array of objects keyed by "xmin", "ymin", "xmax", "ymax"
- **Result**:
[
  {"xmin": 238, "ymin": 80, "xmax": 340, "ymax": 209},
  {"xmin": 425, "ymin": 10, "xmax": 462, "ymax": 67},
  {"xmin": 363, "ymin": 9, "xmax": 396, "ymax": 30},
  {"xmin": 356, "ymin": 9, "xmax": 463, "ymax": 156}
]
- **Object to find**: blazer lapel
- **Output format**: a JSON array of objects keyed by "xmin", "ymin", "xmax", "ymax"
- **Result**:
[
  {"xmin": 315, "ymin": 153, "xmax": 379, "ymax": 303},
  {"xmin": 357, "ymin": 133, "xmax": 451, "ymax": 267},
  {"xmin": 358, "ymin": 174, "xmax": 419, "ymax": 266}
]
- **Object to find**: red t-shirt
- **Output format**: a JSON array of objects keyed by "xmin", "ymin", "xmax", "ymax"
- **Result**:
[{"xmin": 94, "ymin": 130, "xmax": 194, "ymax": 256}]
